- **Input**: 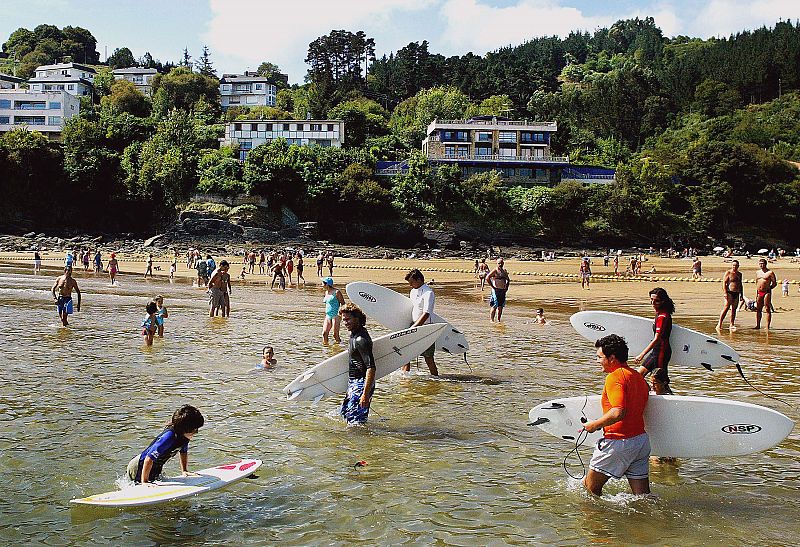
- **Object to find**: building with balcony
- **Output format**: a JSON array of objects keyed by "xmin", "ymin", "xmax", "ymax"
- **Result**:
[
  {"xmin": 0, "ymin": 89, "xmax": 81, "ymax": 139},
  {"xmin": 0, "ymin": 73, "xmax": 24, "ymax": 89},
  {"xmin": 112, "ymin": 67, "xmax": 158, "ymax": 96},
  {"xmin": 422, "ymin": 116, "xmax": 569, "ymax": 184},
  {"xmin": 219, "ymin": 72, "xmax": 282, "ymax": 110},
  {"xmin": 28, "ymin": 62, "xmax": 95, "ymax": 97},
  {"xmin": 222, "ymin": 119, "xmax": 345, "ymax": 160}
]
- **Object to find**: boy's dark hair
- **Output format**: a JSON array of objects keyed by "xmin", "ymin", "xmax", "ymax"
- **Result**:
[
  {"xmin": 146, "ymin": 301, "xmax": 158, "ymax": 314},
  {"xmin": 649, "ymin": 287, "xmax": 676, "ymax": 314},
  {"xmin": 652, "ymin": 368, "xmax": 674, "ymax": 394},
  {"xmin": 220, "ymin": 260, "xmax": 229, "ymax": 267},
  {"xmin": 595, "ymin": 334, "xmax": 629, "ymax": 363},
  {"xmin": 206, "ymin": 254, "xmax": 212, "ymax": 259},
  {"xmin": 339, "ymin": 302, "xmax": 366, "ymax": 326},
  {"xmin": 171, "ymin": 405, "xmax": 204, "ymax": 436},
  {"xmin": 405, "ymin": 268, "xmax": 424, "ymax": 283}
]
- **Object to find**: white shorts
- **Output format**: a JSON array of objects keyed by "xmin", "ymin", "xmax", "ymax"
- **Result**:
[{"xmin": 589, "ymin": 432, "xmax": 650, "ymax": 479}]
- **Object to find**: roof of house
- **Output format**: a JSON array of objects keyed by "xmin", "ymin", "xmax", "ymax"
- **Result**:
[
  {"xmin": 0, "ymin": 73, "xmax": 25, "ymax": 83},
  {"xmin": 113, "ymin": 67, "xmax": 159, "ymax": 75},
  {"xmin": 34, "ymin": 62, "xmax": 97, "ymax": 73}
]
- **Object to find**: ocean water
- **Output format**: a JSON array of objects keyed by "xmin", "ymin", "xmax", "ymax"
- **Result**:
[{"xmin": 0, "ymin": 263, "xmax": 797, "ymax": 545}]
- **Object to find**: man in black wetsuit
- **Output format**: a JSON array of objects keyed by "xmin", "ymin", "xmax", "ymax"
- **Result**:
[{"xmin": 339, "ymin": 303, "xmax": 376, "ymax": 425}]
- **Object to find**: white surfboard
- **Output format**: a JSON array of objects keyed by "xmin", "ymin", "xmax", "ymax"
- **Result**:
[
  {"xmin": 70, "ymin": 459, "xmax": 262, "ymax": 507},
  {"xmin": 570, "ymin": 311, "xmax": 739, "ymax": 370},
  {"xmin": 284, "ymin": 323, "xmax": 446, "ymax": 402},
  {"xmin": 345, "ymin": 281, "xmax": 469, "ymax": 354},
  {"xmin": 529, "ymin": 396, "xmax": 793, "ymax": 457}
]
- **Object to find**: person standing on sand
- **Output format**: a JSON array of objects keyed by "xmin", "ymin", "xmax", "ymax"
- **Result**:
[
  {"xmin": 691, "ymin": 257, "xmax": 702, "ymax": 280},
  {"xmin": 93, "ymin": 250, "xmax": 102, "ymax": 273},
  {"xmin": 144, "ymin": 253, "xmax": 154, "ymax": 279},
  {"xmin": 755, "ymin": 258, "xmax": 777, "ymax": 329},
  {"xmin": 583, "ymin": 334, "xmax": 650, "ymax": 497},
  {"xmin": 326, "ymin": 252, "xmax": 335, "ymax": 277},
  {"xmin": 295, "ymin": 251, "xmax": 305, "ymax": 285},
  {"xmin": 316, "ymin": 251, "xmax": 325, "ymax": 277},
  {"xmin": 580, "ymin": 257, "xmax": 592, "ymax": 289},
  {"xmin": 613, "ymin": 254, "xmax": 619, "ymax": 276},
  {"xmin": 487, "ymin": 258, "xmax": 511, "ymax": 322},
  {"xmin": 717, "ymin": 260, "xmax": 743, "ymax": 331},
  {"xmin": 51, "ymin": 266, "xmax": 81, "ymax": 327},
  {"xmin": 339, "ymin": 303, "xmax": 376, "ymax": 425},
  {"xmin": 477, "ymin": 259, "xmax": 490, "ymax": 290},
  {"xmin": 34, "ymin": 250, "xmax": 42, "ymax": 274},
  {"xmin": 401, "ymin": 268, "xmax": 439, "ymax": 376}
]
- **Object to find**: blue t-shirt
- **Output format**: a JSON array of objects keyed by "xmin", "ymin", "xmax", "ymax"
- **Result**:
[
  {"xmin": 134, "ymin": 428, "xmax": 189, "ymax": 482},
  {"xmin": 206, "ymin": 258, "xmax": 216, "ymax": 273}
]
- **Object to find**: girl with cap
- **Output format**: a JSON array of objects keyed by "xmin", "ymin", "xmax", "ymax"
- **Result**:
[{"xmin": 322, "ymin": 277, "xmax": 345, "ymax": 345}]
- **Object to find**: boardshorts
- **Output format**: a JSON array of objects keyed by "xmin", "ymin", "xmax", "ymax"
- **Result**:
[
  {"xmin": 56, "ymin": 295, "xmax": 73, "ymax": 315},
  {"xmin": 208, "ymin": 287, "xmax": 225, "ymax": 308},
  {"xmin": 340, "ymin": 378, "xmax": 372, "ymax": 425},
  {"xmin": 589, "ymin": 432, "xmax": 650, "ymax": 479},
  {"xmin": 490, "ymin": 288, "xmax": 507, "ymax": 308}
]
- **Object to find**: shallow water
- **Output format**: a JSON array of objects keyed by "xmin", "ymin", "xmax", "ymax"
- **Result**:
[{"xmin": 0, "ymin": 264, "xmax": 798, "ymax": 545}]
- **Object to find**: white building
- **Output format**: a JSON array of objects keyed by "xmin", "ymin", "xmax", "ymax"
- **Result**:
[
  {"xmin": 0, "ymin": 89, "xmax": 81, "ymax": 139},
  {"xmin": 219, "ymin": 73, "xmax": 277, "ymax": 110},
  {"xmin": 28, "ymin": 62, "xmax": 95, "ymax": 97},
  {"xmin": 112, "ymin": 67, "xmax": 158, "ymax": 96},
  {"xmin": 0, "ymin": 73, "xmax": 24, "ymax": 89},
  {"xmin": 222, "ymin": 120, "xmax": 345, "ymax": 160}
]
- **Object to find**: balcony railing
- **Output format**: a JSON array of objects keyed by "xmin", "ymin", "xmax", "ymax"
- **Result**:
[
  {"xmin": 435, "ymin": 119, "xmax": 557, "ymax": 128},
  {"xmin": 429, "ymin": 153, "xmax": 569, "ymax": 163}
]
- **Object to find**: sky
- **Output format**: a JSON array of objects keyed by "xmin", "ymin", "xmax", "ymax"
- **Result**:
[{"xmin": 2, "ymin": 0, "xmax": 799, "ymax": 83}]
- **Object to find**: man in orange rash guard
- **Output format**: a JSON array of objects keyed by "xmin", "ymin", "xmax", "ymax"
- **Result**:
[{"xmin": 583, "ymin": 334, "xmax": 650, "ymax": 496}]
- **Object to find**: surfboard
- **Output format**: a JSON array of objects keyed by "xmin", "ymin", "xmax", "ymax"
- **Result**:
[
  {"xmin": 570, "ymin": 311, "xmax": 740, "ymax": 370},
  {"xmin": 345, "ymin": 281, "xmax": 469, "ymax": 354},
  {"xmin": 70, "ymin": 459, "xmax": 262, "ymax": 507},
  {"xmin": 284, "ymin": 323, "xmax": 446, "ymax": 402},
  {"xmin": 529, "ymin": 396, "xmax": 793, "ymax": 457}
]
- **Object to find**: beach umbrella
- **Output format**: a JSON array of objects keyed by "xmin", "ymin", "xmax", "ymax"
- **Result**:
[
  {"xmin": 758, "ymin": 248, "xmax": 768, "ymax": 254},
  {"xmin": 713, "ymin": 246, "xmax": 724, "ymax": 252}
]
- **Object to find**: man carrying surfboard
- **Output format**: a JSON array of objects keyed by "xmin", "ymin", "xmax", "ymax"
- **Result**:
[
  {"xmin": 401, "ymin": 268, "xmax": 439, "ymax": 376},
  {"xmin": 583, "ymin": 334, "xmax": 650, "ymax": 497},
  {"xmin": 340, "ymin": 303, "xmax": 376, "ymax": 424}
]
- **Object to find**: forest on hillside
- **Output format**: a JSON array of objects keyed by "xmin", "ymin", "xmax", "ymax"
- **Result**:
[{"xmin": 1, "ymin": 18, "xmax": 799, "ymax": 246}]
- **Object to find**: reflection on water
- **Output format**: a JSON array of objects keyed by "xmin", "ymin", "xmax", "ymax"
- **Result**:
[{"xmin": 0, "ymin": 265, "xmax": 798, "ymax": 544}]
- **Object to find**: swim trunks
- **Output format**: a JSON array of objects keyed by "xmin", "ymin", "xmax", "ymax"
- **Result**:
[
  {"xmin": 340, "ymin": 377, "xmax": 372, "ymax": 424},
  {"xmin": 490, "ymin": 288, "xmax": 507, "ymax": 308},
  {"xmin": 56, "ymin": 295, "xmax": 73, "ymax": 315},
  {"xmin": 208, "ymin": 287, "xmax": 225, "ymax": 308},
  {"xmin": 589, "ymin": 432, "xmax": 650, "ymax": 479}
]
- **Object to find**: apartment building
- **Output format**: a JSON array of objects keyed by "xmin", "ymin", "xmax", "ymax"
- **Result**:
[
  {"xmin": 222, "ymin": 119, "xmax": 345, "ymax": 160},
  {"xmin": 0, "ymin": 89, "xmax": 81, "ymax": 139},
  {"xmin": 422, "ymin": 116, "xmax": 569, "ymax": 184},
  {"xmin": 28, "ymin": 62, "xmax": 95, "ymax": 97},
  {"xmin": 219, "ymin": 72, "xmax": 278, "ymax": 110},
  {"xmin": 0, "ymin": 73, "xmax": 24, "ymax": 89},
  {"xmin": 112, "ymin": 67, "xmax": 158, "ymax": 96}
]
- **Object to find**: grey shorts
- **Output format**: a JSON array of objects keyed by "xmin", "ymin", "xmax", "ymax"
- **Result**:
[
  {"xmin": 208, "ymin": 287, "xmax": 224, "ymax": 308},
  {"xmin": 421, "ymin": 343, "xmax": 435, "ymax": 359},
  {"xmin": 589, "ymin": 432, "xmax": 650, "ymax": 480}
]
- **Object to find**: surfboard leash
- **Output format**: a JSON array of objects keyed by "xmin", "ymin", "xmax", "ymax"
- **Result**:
[
  {"xmin": 734, "ymin": 362, "xmax": 793, "ymax": 408},
  {"xmin": 562, "ymin": 396, "xmax": 589, "ymax": 480}
]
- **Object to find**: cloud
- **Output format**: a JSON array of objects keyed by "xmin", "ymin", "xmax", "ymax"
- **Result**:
[
  {"xmin": 436, "ymin": 0, "xmax": 616, "ymax": 52},
  {"xmin": 689, "ymin": 0, "xmax": 800, "ymax": 37},
  {"xmin": 206, "ymin": 0, "xmax": 431, "ymax": 79}
]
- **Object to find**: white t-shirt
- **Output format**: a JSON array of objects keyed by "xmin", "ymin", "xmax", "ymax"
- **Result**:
[{"xmin": 410, "ymin": 283, "xmax": 434, "ymax": 323}]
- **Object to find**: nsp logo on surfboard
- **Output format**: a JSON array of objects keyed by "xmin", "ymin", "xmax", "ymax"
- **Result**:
[
  {"xmin": 583, "ymin": 322, "xmax": 605, "ymax": 332},
  {"xmin": 721, "ymin": 424, "xmax": 763, "ymax": 434},
  {"xmin": 358, "ymin": 291, "xmax": 377, "ymax": 303}
]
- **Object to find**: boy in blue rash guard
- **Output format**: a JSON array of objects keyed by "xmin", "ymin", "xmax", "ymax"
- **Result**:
[
  {"xmin": 339, "ymin": 303, "xmax": 376, "ymax": 425},
  {"xmin": 127, "ymin": 405, "xmax": 205, "ymax": 484}
]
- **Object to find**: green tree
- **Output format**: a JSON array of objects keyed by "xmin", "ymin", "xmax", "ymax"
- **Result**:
[
  {"xmin": 107, "ymin": 47, "xmax": 136, "ymax": 69},
  {"xmin": 327, "ymin": 97, "xmax": 389, "ymax": 147},
  {"xmin": 150, "ymin": 67, "xmax": 220, "ymax": 115},
  {"xmin": 100, "ymin": 79, "xmax": 150, "ymax": 117},
  {"xmin": 195, "ymin": 45, "xmax": 216, "ymax": 77},
  {"xmin": 93, "ymin": 67, "xmax": 116, "ymax": 97},
  {"xmin": 197, "ymin": 146, "xmax": 245, "ymax": 194}
]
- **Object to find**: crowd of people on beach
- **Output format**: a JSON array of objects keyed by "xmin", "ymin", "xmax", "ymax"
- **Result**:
[{"xmin": 37, "ymin": 244, "xmax": 795, "ymax": 498}]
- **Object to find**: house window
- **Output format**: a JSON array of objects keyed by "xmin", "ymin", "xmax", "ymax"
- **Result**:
[
  {"xmin": 477, "ymin": 132, "xmax": 492, "ymax": 142},
  {"xmin": 250, "ymin": 123, "xmax": 259, "ymax": 131},
  {"xmin": 67, "ymin": 84, "xmax": 74, "ymax": 90},
  {"xmin": 222, "ymin": 84, "xmax": 231, "ymax": 91},
  {"xmin": 0, "ymin": 99, "xmax": 10, "ymax": 109},
  {"xmin": 255, "ymin": 83, "xmax": 263, "ymax": 90},
  {"xmin": 266, "ymin": 123, "xmax": 273, "ymax": 131},
  {"xmin": 229, "ymin": 97, "xmax": 240, "ymax": 104},
  {"xmin": 520, "ymin": 168, "xmax": 533, "ymax": 177},
  {"xmin": 498, "ymin": 131, "xmax": 516, "ymax": 143},
  {"xmin": 502, "ymin": 168, "xmax": 516, "ymax": 177},
  {"xmin": 283, "ymin": 123, "xmax": 290, "ymax": 131},
  {"xmin": 327, "ymin": 124, "xmax": 334, "ymax": 131},
  {"xmin": 234, "ymin": 123, "xmax": 242, "ymax": 131},
  {"xmin": 310, "ymin": 124, "xmax": 322, "ymax": 131},
  {"xmin": 498, "ymin": 148, "xmax": 516, "ymax": 157},
  {"xmin": 49, "ymin": 102, "xmax": 61, "ymax": 109},
  {"xmin": 239, "ymin": 140, "xmax": 253, "ymax": 150},
  {"xmin": 475, "ymin": 145, "xmax": 492, "ymax": 157},
  {"xmin": 48, "ymin": 116, "xmax": 62, "ymax": 125},
  {"xmin": 0, "ymin": 116, "xmax": 9, "ymax": 124}
]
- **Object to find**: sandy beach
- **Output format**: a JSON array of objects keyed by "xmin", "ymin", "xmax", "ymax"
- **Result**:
[{"xmin": 5, "ymin": 250, "xmax": 799, "ymax": 332}]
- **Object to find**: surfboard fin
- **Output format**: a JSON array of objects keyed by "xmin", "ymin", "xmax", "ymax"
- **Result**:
[
  {"xmin": 442, "ymin": 347, "xmax": 451, "ymax": 354},
  {"xmin": 300, "ymin": 371, "xmax": 315, "ymax": 382},
  {"xmin": 701, "ymin": 363, "xmax": 713, "ymax": 371},
  {"xmin": 720, "ymin": 354, "xmax": 735, "ymax": 362},
  {"xmin": 312, "ymin": 394, "xmax": 324, "ymax": 405},
  {"xmin": 541, "ymin": 403, "xmax": 566, "ymax": 410},
  {"xmin": 528, "ymin": 417, "xmax": 549, "ymax": 426},
  {"xmin": 287, "ymin": 388, "xmax": 303, "ymax": 400}
]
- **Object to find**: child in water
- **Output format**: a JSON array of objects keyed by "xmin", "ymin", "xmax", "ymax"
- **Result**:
[
  {"xmin": 126, "ymin": 405, "xmax": 204, "ymax": 483},
  {"xmin": 650, "ymin": 367, "xmax": 673, "ymax": 395},
  {"xmin": 256, "ymin": 346, "xmax": 277, "ymax": 370},
  {"xmin": 534, "ymin": 308, "xmax": 547, "ymax": 324},
  {"xmin": 141, "ymin": 301, "xmax": 158, "ymax": 346},
  {"xmin": 154, "ymin": 295, "xmax": 168, "ymax": 337}
]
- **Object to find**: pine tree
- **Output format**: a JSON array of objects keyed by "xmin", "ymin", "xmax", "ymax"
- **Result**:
[
  {"xmin": 180, "ymin": 47, "xmax": 192, "ymax": 69},
  {"xmin": 195, "ymin": 45, "xmax": 216, "ymax": 77}
]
